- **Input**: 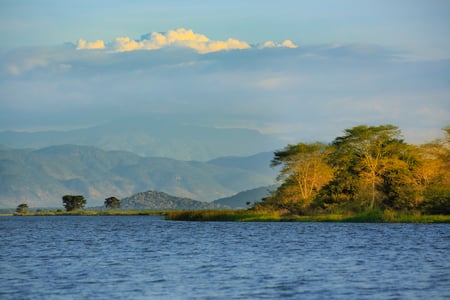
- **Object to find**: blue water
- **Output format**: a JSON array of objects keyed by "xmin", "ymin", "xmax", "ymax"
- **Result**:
[{"xmin": 1, "ymin": 216, "xmax": 449, "ymax": 299}]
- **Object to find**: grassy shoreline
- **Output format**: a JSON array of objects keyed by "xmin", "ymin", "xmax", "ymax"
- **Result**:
[
  {"xmin": 164, "ymin": 209, "xmax": 450, "ymax": 223},
  {"xmin": 3, "ymin": 210, "xmax": 164, "ymax": 217},
  {"xmin": 3, "ymin": 209, "xmax": 450, "ymax": 223}
]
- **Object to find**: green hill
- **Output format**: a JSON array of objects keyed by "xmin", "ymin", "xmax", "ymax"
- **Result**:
[{"xmin": 120, "ymin": 191, "xmax": 223, "ymax": 210}]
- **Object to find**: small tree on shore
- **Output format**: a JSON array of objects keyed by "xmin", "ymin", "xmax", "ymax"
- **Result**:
[
  {"xmin": 16, "ymin": 203, "xmax": 28, "ymax": 214},
  {"xmin": 104, "ymin": 196, "xmax": 121, "ymax": 209},
  {"xmin": 62, "ymin": 195, "xmax": 86, "ymax": 211}
]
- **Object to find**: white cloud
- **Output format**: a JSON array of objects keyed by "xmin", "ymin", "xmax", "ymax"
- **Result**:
[
  {"xmin": 76, "ymin": 39, "xmax": 105, "ymax": 50},
  {"xmin": 2, "ymin": 33, "xmax": 448, "ymax": 146},
  {"xmin": 76, "ymin": 28, "xmax": 299, "ymax": 54},
  {"xmin": 113, "ymin": 36, "xmax": 144, "ymax": 52},
  {"xmin": 258, "ymin": 40, "xmax": 298, "ymax": 49},
  {"xmin": 80, "ymin": 28, "xmax": 252, "ymax": 53}
]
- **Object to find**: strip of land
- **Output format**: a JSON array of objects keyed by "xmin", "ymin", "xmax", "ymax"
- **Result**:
[
  {"xmin": 5, "ymin": 209, "xmax": 448, "ymax": 223},
  {"xmin": 164, "ymin": 209, "xmax": 450, "ymax": 223}
]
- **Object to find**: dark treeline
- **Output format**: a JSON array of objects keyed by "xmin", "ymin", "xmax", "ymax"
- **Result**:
[{"xmin": 254, "ymin": 124, "xmax": 450, "ymax": 215}]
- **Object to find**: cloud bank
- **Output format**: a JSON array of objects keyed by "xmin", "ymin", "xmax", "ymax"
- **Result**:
[
  {"xmin": 76, "ymin": 28, "xmax": 296, "ymax": 53},
  {"xmin": 1, "ymin": 29, "xmax": 449, "ymax": 146}
]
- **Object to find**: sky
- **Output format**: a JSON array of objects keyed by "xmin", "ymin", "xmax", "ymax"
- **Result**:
[{"xmin": 0, "ymin": 0, "xmax": 449, "ymax": 144}]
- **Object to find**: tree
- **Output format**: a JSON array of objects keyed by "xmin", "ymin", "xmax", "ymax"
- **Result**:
[
  {"xmin": 16, "ymin": 203, "xmax": 28, "ymax": 214},
  {"xmin": 62, "ymin": 195, "xmax": 86, "ymax": 211},
  {"xmin": 267, "ymin": 142, "xmax": 334, "ymax": 212},
  {"xmin": 330, "ymin": 124, "xmax": 407, "ymax": 209},
  {"xmin": 380, "ymin": 147, "xmax": 421, "ymax": 210},
  {"xmin": 255, "ymin": 124, "xmax": 450, "ymax": 215},
  {"xmin": 417, "ymin": 126, "xmax": 450, "ymax": 214},
  {"xmin": 104, "ymin": 196, "xmax": 121, "ymax": 209},
  {"xmin": 314, "ymin": 171, "xmax": 361, "ymax": 211}
]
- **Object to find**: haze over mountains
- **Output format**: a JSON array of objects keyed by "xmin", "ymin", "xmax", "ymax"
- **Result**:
[
  {"xmin": 0, "ymin": 143, "xmax": 278, "ymax": 208},
  {"xmin": 0, "ymin": 117, "xmax": 283, "ymax": 161},
  {"xmin": 213, "ymin": 185, "xmax": 277, "ymax": 209}
]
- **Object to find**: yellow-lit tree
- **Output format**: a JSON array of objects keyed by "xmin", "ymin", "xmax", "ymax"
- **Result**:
[
  {"xmin": 269, "ymin": 142, "xmax": 334, "ymax": 211},
  {"xmin": 330, "ymin": 125, "xmax": 406, "ymax": 209}
]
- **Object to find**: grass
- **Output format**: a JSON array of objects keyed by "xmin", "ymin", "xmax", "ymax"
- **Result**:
[
  {"xmin": 165, "ymin": 210, "xmax": 283, "ymax": 222},
  {"xmin": 4, "ymin": 209, "xmax": 450, "ymax": 223},
  {"xmin": 8, "ymin": 210, "xmax": 165, "ymax": 217},
  {"xmin": 165, "ymin": 209, "xmax": 450, "ymax": 223}
]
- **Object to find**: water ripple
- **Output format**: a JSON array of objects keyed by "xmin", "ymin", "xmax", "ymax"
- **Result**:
[{"xmin": 1, "ymin": 217, "xmax": 449, "ymax": 299}]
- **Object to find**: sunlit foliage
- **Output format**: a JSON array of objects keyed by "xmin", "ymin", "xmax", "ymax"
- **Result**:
[
  {"xmin": 263, "ymin": 142, "xmax": 333, "ymax": 214},
  {"xmin": 257, "ymin": 124, "xmax": 450, "ymax": 215}
]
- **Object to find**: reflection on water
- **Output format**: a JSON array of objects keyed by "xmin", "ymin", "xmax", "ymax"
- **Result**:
[{"xmin": 1, "ymin": 216, "xmax": 449, "ymax": 299}]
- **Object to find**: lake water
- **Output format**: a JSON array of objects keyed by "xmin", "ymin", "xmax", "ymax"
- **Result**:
[{"xmin": 1, "ymin": 216, "xmax": 449, "ymax": 299}]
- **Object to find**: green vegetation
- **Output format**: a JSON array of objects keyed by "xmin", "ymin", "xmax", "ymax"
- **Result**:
[
  {"xmin": 62, "ymin": 195, "xmax": 87, "ymax": 211},
  {"xmin": 121, "ymin": 191, "xmax": 222, "ymax": 210},
  {"xmin": 4, "ymin": 208, "xmax": 449, "ymax": 223},
  {"xmin": 3, "ymin": 124, "xmax": 448, "ymax": 223},
  {"xmin": 165, "ymin": 209, "xmax": 450, "ymax": 223},
  {"xmin": 15, "ymin": 203, "xmax": 28, "ymax": 214},
  {"xmin": 255, "ymin": 124, "xmax": 450, "ymax": 216},
  {"xmin": 104, "ymin": 196, "xmax": 121, "ymax": 209},
  {"xmin": 7, "ymin": 209, "xmax": 164, "ymax": 216},
  {"xmin": 165, "ymin": 210, "xmax": 283, "ymax": 222}
]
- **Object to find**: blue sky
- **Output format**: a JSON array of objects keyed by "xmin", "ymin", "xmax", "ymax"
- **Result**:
[
  {"xmin": 0, "ymin": 0, "xmax": 449, "ymax": 145},
  {"xmin": 2, "ymin": 1, "xmax": 449, "ymax": 58}
]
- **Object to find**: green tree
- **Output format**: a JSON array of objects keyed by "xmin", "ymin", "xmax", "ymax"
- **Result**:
[
  {"xmin": 16, "ymin": 203, "xmax": 28, "ymax": 214},
  {"xmin": 380, "ymin": 147, "xmax": 421, "ymax": 210},
  {"xmin": 265, "ymin": 142, "xmax": 333, "ymax": 213},
  {"xmin": 418, "ymin": 126, "xmax": 450, "ymax": 214},
  {"xmin": 62, "ymin": 195, "xmax": 86, "ymax": 211},
  {"xmin": 421, "ymin": 185, "xmax": 450, "ymax": 214},
  {"xmin": 330, "ymin": 124, "xmax": 407, "ymax": 209},
  {"xmin": 314, "ymin": 171, "xmax": 361, "ymax": 212},
  {"xmin": 104, "ymin": 196, "xmax": 121, "ymax": 209}
]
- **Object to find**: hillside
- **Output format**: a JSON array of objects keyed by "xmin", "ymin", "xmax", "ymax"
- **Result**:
[
  {"xmin": 120, "ymin": 191, "xmax": 222, "ymax": 210},
  {"xmin": 213, "ymin": 185, "xmax": 277, "ymax": 209},
  {"xmin": 0, "ymin": 145, "xmax": 276, "ymax": 208}
]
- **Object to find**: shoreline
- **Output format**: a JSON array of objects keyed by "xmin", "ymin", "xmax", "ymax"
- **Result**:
[
  {"xmin": 165, "ymin": 209, "xmax": 450, "ymax": 223},
  {"xmin": 3, "ymin": 209, "xmax": 450, "ymax": 223}
]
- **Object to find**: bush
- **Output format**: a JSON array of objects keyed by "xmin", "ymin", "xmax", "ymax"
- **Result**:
[{"xmin": 421, "ymin": 186, "xmax": 450, "ymax": 215}]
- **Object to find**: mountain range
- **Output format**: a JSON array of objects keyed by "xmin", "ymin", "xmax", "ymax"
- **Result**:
[
  {"xmin": 116, "ymin": 186, "xmax": 275, "ymax": 210},
  {"xmin": 0, "ymin": 144, "xmax": 278, "ymax": 208},
  {"xmin": 0, "ymin": 117, "xmax": 283, "ymax": 161}
]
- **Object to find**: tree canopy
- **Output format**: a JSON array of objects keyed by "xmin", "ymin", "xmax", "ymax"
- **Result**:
[
  {"xmin": 16, "ymin": 203, "xmax": 28, "ymax": 214},
  {"xmin": 104, "ymin": 196, "xmax": 121, "ymax": 209},
  {"xmin": 255, "ymin": 124, "xmax": 450, "ymax": 215},
  {"xmin": 266, "ymin": 142, "xmax": 333, "ymax": 212},
  {"xmin": 330, "ymin": 124, "xmax": 406, "ymax": 208},
  {"xmin": 62, "ymin": 195, "xmax": 86, "ymax": 211}
]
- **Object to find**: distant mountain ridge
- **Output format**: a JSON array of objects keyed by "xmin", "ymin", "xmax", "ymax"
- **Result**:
[
  {"xmin": 0, "ymin": 117, "xmax": 282, "ymax": 161},
  {"xmin": 0, "ymin": 144, "xmax": 276, "ymax": 208}
]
